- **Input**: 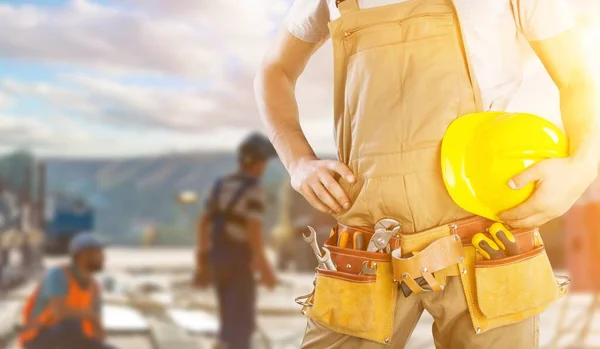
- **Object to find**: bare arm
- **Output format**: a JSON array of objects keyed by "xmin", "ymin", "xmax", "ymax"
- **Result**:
[
  {"xmin": 531, "ymin": 29, "xmax": 600, "ymax": 177},
  {"xmin": 255, "ymin": 29, "xmax": 355, "ymax": 214},
  {"xmin": 48, "ymin": 297, "xmax": 96, "ymax": 322},
  {"xmin": 254, "ymin": 29, "xmax": 324, "ymax": 171},
  {"xmin": 501, "ymin": 28, "xmax": 600, "ymax": 227},
  {"xmin": 247, "ymin": 219, "xmax": 269, "ymax": 267},
  {"xmin": 197, "ymin": 212, "xmax": 210, "ymax": 257},
  {"xmin": 247, "ymin": 219, "xmax": 277, "ymax": 289}
]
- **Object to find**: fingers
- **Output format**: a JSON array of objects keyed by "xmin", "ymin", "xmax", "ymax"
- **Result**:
[
  {"xmin": 292, "ymin": 159, "xmax": 354, "ymax": 214},
  {"xmin": 503, "ymin": 212, "xmax": 549, "ymax": 229},
  {"xmin": 300, "ymin": 183, "xmax": 333, "ymax": 214},
  {"xmin": 324, "ymin": 160, "xmax": 355, "ymax": 183},
  {"xmin": 310, "ymin": 180, "xmax": 343, "ymax": 213},
  {"xmin": 318, "ymin": 172, "xmax": 351, "ymax": 210},
  {"xmin": 509, "ymin": 163, "xmax": 542, "ymax": 190},
  {"xmin": 499, "ymin": 194, "xmax": 542, "ymax": 221},
  {"xmin": 499, "ymin": 190, "xmax": 553, "ymax": 227}
]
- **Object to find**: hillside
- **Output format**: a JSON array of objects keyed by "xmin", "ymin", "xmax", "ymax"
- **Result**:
[{"xmin": 44, "ymin": 152, "xmax": 289, "ymax": 245}]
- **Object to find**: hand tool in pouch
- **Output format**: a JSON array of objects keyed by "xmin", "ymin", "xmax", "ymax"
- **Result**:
[
  {"xmin": 398, "ymin": 251, "xmax": 430, "ymax": 297},
  {"xmin": 317, "ymin": 247, "xmax": 337, "ymax": 271},
  {"xmin": 489, "ymin": 222, "xmax": 521, "ymax": 256},
  {"xmin": 353, "ymin": 232, "xmax": 365, "ymax": 250},
  {"xmin": 303, "ymin": 226, "xmax": 327, "ymax": 269},
  {"xmin": 360, "ymin": 260, "xmax": 377, "ymax": 275},
  {"xmin": 472, "ymin": 233, "xmax": 506, "ymax": 260},
  {"xmin": 367, "ymin": 219, "xmax": 401, "ymax": 253},
  {"xmin": 338, "ymin": 230, "xmax": 350, "ymax": 248}
]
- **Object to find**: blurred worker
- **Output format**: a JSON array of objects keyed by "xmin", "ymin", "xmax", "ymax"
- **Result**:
[
  {"xmin": 195, "ymin": 132, "xmax": 279, "ymax": 349},
  {"xmin": 255, "ymin": 0, "xmax": 599, "ymax": 348},
  {"xmin": 19, "ymin": 233, "xmax": 115, "ymax": 349}
]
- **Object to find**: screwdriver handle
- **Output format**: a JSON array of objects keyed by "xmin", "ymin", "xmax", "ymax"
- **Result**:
[
  {"xmin": 353, "ymin": 232, "xmax": 365, "ymax": 250},
  {"xmin": 489, "ymin": 223, "xmax": 521, "ymax": 256},
  {"xmin": 472, "ymin": 233, "xmax": 506, "ymax": 260},
  {"xmin": 338, "ymin": 231, "xmax": 349, "ymax": 248}
]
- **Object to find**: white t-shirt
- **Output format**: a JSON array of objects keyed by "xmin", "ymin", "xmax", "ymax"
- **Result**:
[{"xmin": 285, "ymin": 0, "xmax": 576, "ymax": 111}]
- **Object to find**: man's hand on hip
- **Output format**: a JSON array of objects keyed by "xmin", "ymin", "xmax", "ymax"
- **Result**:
[
  {"xmin": 289, "ymin": 156, "xmax": 355, "ymax": 214},
  {"xmin": 499, "ymin": 157, "xmax": 597, "ymax": 228}
]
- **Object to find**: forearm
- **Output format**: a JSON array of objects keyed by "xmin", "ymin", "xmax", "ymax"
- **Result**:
[
  {"xmin": 246, "ymin": 221, "xmax": 272, "ymax": 270},
  {"xmin": 560, "ymin": 79, "xmax": 600, "ymax": 178},
  {"xmin": 254, "ymin": 64, "xmax": 316, "ymax": 171},
  {"xmin": 54, "ymin": 307, "xmax": 96, "ymax": 322},
  {"xmin": 197, "ymin": 214, "xmax": 210, "ymax": 256}
]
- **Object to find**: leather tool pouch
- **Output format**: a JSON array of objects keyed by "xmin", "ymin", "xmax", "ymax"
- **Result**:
[
  {"xmin": 391, "ymin": 234, "xmax": 464, "ymax": 295},
  {"xmin": 297, "ymin": 228, "xmax": 397, "ymax": 345},
  {"xmin": 457, "ymin": 228, "xmax": 569, "ymax": 334}
]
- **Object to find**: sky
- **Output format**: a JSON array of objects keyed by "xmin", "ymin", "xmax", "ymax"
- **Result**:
[{"xmin": 0, "ymin": 0, "xmax": 598, "ymax": 158}]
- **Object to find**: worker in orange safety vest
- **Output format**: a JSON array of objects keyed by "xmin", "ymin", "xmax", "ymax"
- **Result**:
[{"xmin": 19, "ymin": 233, "xmax": 117, "ymax": 349}]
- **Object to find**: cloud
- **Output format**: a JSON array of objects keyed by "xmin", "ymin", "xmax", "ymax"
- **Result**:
[
  {"xmin": 1, "ymin": 76, "xmax": 220, "ymax": 131},
  {"xmin": 114, "ymin": 0, "xmax": 291, "ymax": 69},
  {"xmin": 0, "ymin": 114, "xmax": 92, "ymax": 152},
  {"xmin": 0, "ymin": 0, "xmax": 596, "ymax": 157},
  {"xmin": 0, "ymin": 39, "xmax": 335, "ymax": 136},
  {"xmin": 0, "ymin": 0, "xmax": 221, "ymax": 78}
]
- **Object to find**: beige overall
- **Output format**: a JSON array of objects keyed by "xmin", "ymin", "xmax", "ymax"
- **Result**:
[{"xmin": 300, "ymin": 0, "xmax": 539, "ymax": 347}]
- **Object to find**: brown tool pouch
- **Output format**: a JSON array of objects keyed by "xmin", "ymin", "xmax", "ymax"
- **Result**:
[
  {"xmin": 298, "ymin": 229, "xmax": 398, "ymax": 345},
  {"xmin": 296, "ymin": 218, "xmax": 570, "ymax": 342},
  {"xmin": 391, "ymin": 234, "xmax": 464, "ymax": 295},
  {"xmin": 458, "ymin": 227, "xmax": 569, "ymax": 334}
]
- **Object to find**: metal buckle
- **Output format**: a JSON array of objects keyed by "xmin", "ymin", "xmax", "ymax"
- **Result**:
[
  {"xmin": 294, "ymin": 292, "xmax": 314, "ymax": 307},
  {"xmin": 555, "ymin": 275, "xmax": 571, "ymax": 288}
]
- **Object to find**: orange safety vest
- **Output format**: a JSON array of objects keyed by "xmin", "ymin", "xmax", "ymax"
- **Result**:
[{"xmin": 19, "ymin": 266, "xmax": 99, "ymax": 346}]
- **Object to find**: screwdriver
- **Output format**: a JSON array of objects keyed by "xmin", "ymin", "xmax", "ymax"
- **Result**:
[
  {"xmin": 353, "ymin": 232, "xmax": 365, "ymax": 250},
  {"xmin": 472, "ymin": 233, "xmax": 506, "ymax": 260},
  {"xmin": 338, "ymin": 231, "xmax": 350, "ymax": 248},
  {"xmin": 489, "ymin": 222, "xmax": 521, "ymax": 256}
]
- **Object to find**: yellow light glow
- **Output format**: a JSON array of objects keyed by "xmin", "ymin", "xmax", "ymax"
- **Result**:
[{"xmin": 177, "ymin": 191, "xmax": 198, "ymax": 205}]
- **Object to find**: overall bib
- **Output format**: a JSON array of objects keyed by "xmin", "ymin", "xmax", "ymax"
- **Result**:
[
  {"xmin": 297, "ymin": 0, "xmax": 561, "ymax": 347},
  {"xmin": 209, "ymin": 178, "xmax": 258, "ymax": 349}
]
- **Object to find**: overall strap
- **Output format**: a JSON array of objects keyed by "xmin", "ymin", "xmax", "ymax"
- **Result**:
[
  {"xmin": 223, "ymin": 177, "xmax": 258, "ymax": 215},
  {"xmin": 337, "ymin": 0, "xmax": 359, "ymax": 15},
  {"xmin": 210, "ymin": 178, "xmax": 224, "ymax": 207}
]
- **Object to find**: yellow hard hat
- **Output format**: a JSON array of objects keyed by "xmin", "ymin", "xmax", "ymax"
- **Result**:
[{"xmin": 441, "ymin": 111, "xmax": 569, "ymax": 222}]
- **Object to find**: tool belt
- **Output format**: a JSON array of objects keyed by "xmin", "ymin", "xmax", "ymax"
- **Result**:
[{"xmin": 295, "ymin": 216, "xmax": 569, "ymax": 345}]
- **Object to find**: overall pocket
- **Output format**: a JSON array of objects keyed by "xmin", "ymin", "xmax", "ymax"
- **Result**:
[
  {"xmin": 458, "ymin": 229, "xmax": 568, "ymax": 334},
  {"xmin": 303, "ymin": 231, "xmax": 398, "ymax": 345}
]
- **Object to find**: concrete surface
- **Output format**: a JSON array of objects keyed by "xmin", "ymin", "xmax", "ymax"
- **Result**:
[{"xmin": 3, "ymin": 248, "xmax": 600, "ymax": 349}]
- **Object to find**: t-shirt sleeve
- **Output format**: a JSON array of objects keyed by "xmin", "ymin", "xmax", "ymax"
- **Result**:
[
  {"xmin": 285, "ymin": 0, "xmax": 331, "ymax": 43},
  {"xmin": 41, "ymin": 268, "xmax": 68, "ymax": 299},
  {"xmin": 513, "ymin": 0, "xmax": 576, "ymax": 42},
  {"xmin": 245, "ymin": 186, "xmax": 267, "ymax": 222}
]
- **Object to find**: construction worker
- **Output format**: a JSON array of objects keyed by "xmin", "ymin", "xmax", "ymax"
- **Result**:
[
  {"xmin": 19, "ymin": 233, "xmax": 115, "ymax": 349},
  {"xmin": 195, "ymin": 132, "xmax": 279, "ymax": 349},
  {"xmin": 255, "ymin": 0, "xmax": 599, "ymax": 348}
]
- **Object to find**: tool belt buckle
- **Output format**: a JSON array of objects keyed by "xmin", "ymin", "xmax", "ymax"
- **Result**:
[
  {"xmin": 295, "ymin": 278, "xmax": 316, "ymax": 310},
  {"xmin": 295, "ymin": 292, "xmax": 314, "ymax": 308},
  {"xmin": 554, "ymin": 275, "xmax": 571, "ymax": 289}
]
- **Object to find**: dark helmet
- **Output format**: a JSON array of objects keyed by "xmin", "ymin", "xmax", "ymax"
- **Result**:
[{"xmin": 238, "ymin": 132, "xmax": 277, "ymax": 163}]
